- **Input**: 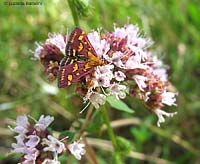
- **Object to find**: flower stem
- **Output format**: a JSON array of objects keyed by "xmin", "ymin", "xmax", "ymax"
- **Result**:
[
  {"xmin": 101, "ymin": 105, "xmax": 123, "ymax": 164},
  {"xmin": 78, "ymin": 104, "xmax": 94, "ymax": 138},
  {"xmin": 67, "ymin": 0, "xmax": 80, "ymax": 26}
]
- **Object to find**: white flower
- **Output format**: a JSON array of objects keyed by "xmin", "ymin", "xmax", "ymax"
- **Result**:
[
  {"xmin": 22, "ymin": 159, "xmax": 35, "ymax": 164},
  {"xmin": 110, "ymin": 83, "xmax": 126, "ymax": 100},
  {"xmin": 14, "ymin": 115, "xmax": 30, "ymax": 134},
  {"xmin": 144, "ymin": 92, "xmax": 151, "ymax": 102},
  {"xmin": 154, "ymin": 68, "xmax": 168, "ymax": 82},
  {"xmin": 114, "ymin": 24, "xmax": 152, "ymax": 51},
  {"xmin": 68, "ymin": 141, "xmax": 86, "ymax": 160},
  {"xmin": 161, "ymin": 91, "xmax": 177, "ymax": 106},
  {"xmin": 93, "ymin": 65, "xmax": 114, "ymax": 88},
  {"xmin": 133, "ymin": 75, "xmax": 147, "ymax": 91},
  {"xmin": 23, "ymin": 148, "xmax": 39, "ymax": 163},
  {"xmin": 89, "ymin": 92, "xmax": 106, "ymax": 109},
  {"xmin": 95, "ymin": 65, "xmax": 114, "ymax": 75},
  {"xmin": 154, "ymin": 109, "xmax": 177, "ymax": 127},
  {"xmin": 114, "ymin": 71, "xmax": 126, "ymax": 81},
  {"xmin": 25, "ymin": 135, "xmax": 40, "ymax": 148},
  {"xmin": 125, "ymin": 55, "xmax": 148, "ymax": 69},
  {"xmin": 113, "ymin": 25, "xmax": 128, "ymax": 38},
  {"xmin": 150, "ymin": 55, "xmax": 168, "ymax": 81},
  {"xmin": 88, "ymin": 31, "xmax": 110, "ymax": 58},
  {"xmin": 94, "ymin": 75, "xmax": 111, "ymax": 87},
  {"xmin": 43, "ymin": 135, "xmax": 65, "ymax": 154},
  {"xmin": 35, "ymin": 115, "xmax": 54, "ymax": 130},
  {"xmin": 42, "ymin": 159, "xmax": 60, "ymax": 164},
  {"xmin": 34, "ymin": 42, "xmax": 43, "ymax": 59},
  {"xmin": 11, "ymin": 140, "xmax": 27, "ymax": 153},
  {"xmin": 104, "ymin": 52, "xmax": 125, "ymax": 68},
  {"xmin": 47, "ymin": 33, "xmax": 66, "ymax": 54}
]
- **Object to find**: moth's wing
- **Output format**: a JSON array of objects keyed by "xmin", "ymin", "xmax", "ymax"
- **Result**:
[
  {"xmin": 65, "ymin": 27, "xmax": 98, "ymax": 59},
  {"xmin": 58, "ymin": 61, "xmax": 93, "ymax": 88},
  {"xmin": 59, "ymin": 56, "xmax": 74, "ymax": 67}
]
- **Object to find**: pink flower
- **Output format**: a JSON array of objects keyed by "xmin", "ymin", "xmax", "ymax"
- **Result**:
[
  {"xmin": 23, "ymin": 148, "xmax": 39, "ymax": 163},
  {"xmin": 43, "ymin": 135, "xmax": 66, "ymax": 154},
  {"xmin": 133, "ymin": 75, "xmax": 147, "ymax": 92},
  {"xmin": 104, "ymin": 52, "xmax": 125, "ymax": 68},
  {"xmin": 46, "ymin": 33, "xmax": 67, "ymax": 54},
  {"xmin": 68, "ymin": 141, "xmax": 86, "ymax": 160},
  {"xmin": 114, "ymin": 71, "xmax": 126, "ymax": 81},
  {"xmin": 88, "ymin": 31, "xmax": 110, "ymax": 58},
  {"xmin": 125, "ymin": 55, "xmax": 148, "ymax": 69},
  {"xmin": 25, "ymin": 135, "xmax": 40, "ymax": 148},
  {"xmin": 35, "ymin": 115, "xmax": 54, "ymax": 131},
  {"xmin": 93, "ymin": 65, "xmax": 114, "ymax": 88},
  {"xmin": 14, "ymin": 115, "xmax": 30, "ymax": 134},
  {"xmin": 12, "ymin": 141, "xmax": 26, "ymax": 153},
  {"xmin": 34, "ymin": 42, "xmax": 43, "ymax": 59}
]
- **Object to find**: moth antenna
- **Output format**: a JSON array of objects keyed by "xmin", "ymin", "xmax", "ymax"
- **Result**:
[{"xmin": 80, "ymin": 102, "xmax": 91, "ymax": 114}]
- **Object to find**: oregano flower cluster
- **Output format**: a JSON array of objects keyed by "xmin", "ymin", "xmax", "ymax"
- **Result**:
[
  {"xmin": 34, "ymin": 24, "xmax": 177, "ymax": 127},
  {"xmin": 11, "ymin": 115, "xmax": 85, "ymax": 164}
]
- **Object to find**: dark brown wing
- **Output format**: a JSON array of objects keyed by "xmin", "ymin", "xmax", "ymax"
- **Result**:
[{"xmin": 58, "ymin": 61, "xmax": 93, "ymax": 88}]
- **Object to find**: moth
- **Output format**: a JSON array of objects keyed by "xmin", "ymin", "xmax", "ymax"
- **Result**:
[{"xmin": 58, "ymin": 27, "xmax": 103, "ymax": 88}]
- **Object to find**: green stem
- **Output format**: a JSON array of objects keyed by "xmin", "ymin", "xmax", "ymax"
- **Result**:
[
  {"xmin": 101, "ymin": 105, "xmax": 123, "ymax": 164},
  {"xmin": 67, "ymin": 0, "xmax": 80, "ymax": 26}
]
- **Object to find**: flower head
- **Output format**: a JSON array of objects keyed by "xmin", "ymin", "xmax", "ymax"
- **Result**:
[
  {"xmin": 34, "ymin": 24, "xmax": 178, "ymax": 126},
  {"xmin": 11, "ymin": 115, "xmax": 85, "ymax": 163}
]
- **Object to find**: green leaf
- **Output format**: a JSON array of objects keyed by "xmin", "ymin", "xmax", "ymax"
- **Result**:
[
  {"xmin": 130, "ymin": 127, "xmax": 151, "ymax": 143},
  {"xmin": 0, "ymin": 154, "xmax": 8, "ymax": 160},
  {"xmin": 116, "ymin": 136, "xmax": 133, "ymax": 155},
  {"xmin": 106, "ymin": 96, "xmax": 134, "ymax": 113}
]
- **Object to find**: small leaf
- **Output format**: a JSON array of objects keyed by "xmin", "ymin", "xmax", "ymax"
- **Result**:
[
  {"xmin": 106, "ymin": 96, "xmax": 134, "ymax": 113},
  {"xmin": 116, "ymin": 136, "xmax": 133, "ymax": 155},
  {"xmin": 130, "ymin": 127, "xmax": 151, "ymax": 143}
]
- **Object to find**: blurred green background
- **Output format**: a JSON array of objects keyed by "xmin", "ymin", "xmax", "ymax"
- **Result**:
[{"xmin": 0, "ymin": 0, "xmax": 200, "ymax": 163}]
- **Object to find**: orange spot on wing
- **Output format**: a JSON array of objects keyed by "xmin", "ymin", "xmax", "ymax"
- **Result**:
[
  {"xmin": 68, "ymin": 74, "xmax": 73, "ymax": 81},
  {"xmin": 73, "ymin": 64, "xmax": 79, "ymax": 72},
  {"xmin": 78, "ymin": 35, "xmax": 84, "ymax": 40},
  {"xmin": 78, "ymin": 43, "xmax": 83, "ymax": 52}
]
